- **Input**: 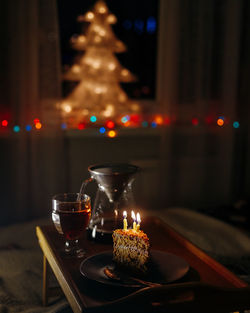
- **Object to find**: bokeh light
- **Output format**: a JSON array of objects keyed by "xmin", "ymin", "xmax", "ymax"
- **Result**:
[
  {"xmin": 2, "ymin": 120, "xmax": 8, "ymax": 127},
  {"xmin": 155, "ymin": 115, "xmax": 163, "ymax": 125},
  {"xmin": 13, "ymin": 125, "xmax": 20, "ymax": 132},
  {"xmin": 25, "ymin": 125, "xmax": 32, "ymax": 131},
  {"xmin": 233, "ymin": 121, "xmax": 240, "ymax": 129},
  {"xmin": 61, "ymin": 123, "xmax": 67, "ymax": 129},
  {"xmin": 205, "ymin": 116, "xmax": 213, "ymax": 125},
  {"xmin": 86, "ymin": 11, "xmax": 94, "ymax": 20},
  {"xmin": 78, "ymin": 122, "xmax": 85, "ymax": 130},
  {"xmin": 130, "ymin": 114, "xmax": 140, "ymax": 124},
  {"xmin": 108, "ymin": 130, "xmax": 117, "ymax": 138},
  {"xmin": 121, "ymin": 115, "xmax": 130, "ymax": 123},
  {"xmin": 164, "ymin": 116, "xmax": 171, "ymax": 125},
  {"xmin": 106, "ymin": 120, "xmax": 115, "ymax": 129},
  {"xmin": 63, "ymin": 104, "xmax": 72, "ymax": 113},
  {"xmin": 90, "ymin": 116, "xmax": 97, "ymax": 123},
  {"xmin": 192, "ymin": 118, "xmax": 199, "ymax": 126},
  {"xmin": 146, "ymin": 17, "xmax": 157, "ymax": 33},
  {"xmin": 99, "ymin": 127, "xmax": 106, "ymax": 134},
  {"xmin": 134, "ymin": 19, "xmax": 144, "ymax": 34},
  {"xmin": 217, "ymin": 118, "xmax": 224, "ymax": 127},
  {"xmin": 124, "ymin": 121, "xmax": 131, "ymax": 127},
  {"xmin": 151, "ymin": 121, "xmax": 157, "ymax": 128},
  {"xmin": 35, "ymin": 122, "xmax": 42, "ymax": 129}
]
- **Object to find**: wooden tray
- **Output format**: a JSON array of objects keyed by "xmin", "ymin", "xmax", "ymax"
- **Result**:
[{"xmin": 36, "ymin": 216, "xmax": 249, "ymax": 313}]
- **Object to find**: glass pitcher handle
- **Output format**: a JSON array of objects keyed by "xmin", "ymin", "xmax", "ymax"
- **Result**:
[{"xmin": 78, "ymin": 177, "xmax": 93, "ymax": 200}]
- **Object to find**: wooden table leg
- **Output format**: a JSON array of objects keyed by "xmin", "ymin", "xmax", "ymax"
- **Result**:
[
  {"xmin": 42, "ymin": 253, "xmax": 63, "ymax": 305},
  {"xmin": 42, "ymin": 254, "xmax": 49, "ymax": 306}
]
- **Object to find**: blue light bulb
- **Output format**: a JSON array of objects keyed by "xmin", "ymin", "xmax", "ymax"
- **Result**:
[{"xmin": 99, "ymin": 127, "xmax": 106, "ymax": 134}]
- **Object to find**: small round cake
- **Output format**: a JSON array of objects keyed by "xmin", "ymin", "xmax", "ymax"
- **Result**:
[{"xmin": 112, "ymin": 228, "xmax": 150, "ymax": 273}]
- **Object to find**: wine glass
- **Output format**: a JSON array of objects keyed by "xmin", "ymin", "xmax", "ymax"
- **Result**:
[{"xmin": 52, "ymin": 193, "xmax": 91, "ymax": 258}]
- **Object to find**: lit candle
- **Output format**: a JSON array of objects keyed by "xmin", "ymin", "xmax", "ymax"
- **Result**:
[
  {"xmin": 131, "ymin": 211, "xmax": 136, "ymax": 230},
  {"xmin": 136, "ymin": 213, "xmax": 141, "ymax": 231},
  {"xmin": 123, "ymin": 211, "xmax": 127, "ymax": 231},
  {"xmin": 114, "ymin": 209, "xmax": 118, "ymax": 227}
]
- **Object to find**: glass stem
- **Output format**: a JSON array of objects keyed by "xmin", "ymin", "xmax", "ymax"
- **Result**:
[{"xmin": 65, "ymin": 239, "xmax": 79, "ymax": 253}]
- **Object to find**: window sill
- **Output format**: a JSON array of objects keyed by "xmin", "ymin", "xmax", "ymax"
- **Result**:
[{"xmin": 64, "ymin": 127, "xmax": 162, "ymax": 138}]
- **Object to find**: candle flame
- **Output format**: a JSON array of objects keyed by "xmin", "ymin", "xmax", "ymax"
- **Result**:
[
  {"xmin": 123, "ymin": 211, "xmax": 127, "ymax": 218},
  {"xmin": 137, "ymin": 213, "xmax": 141, "ymax": 224},
  {"xmin": 131, "ymin": 210, "xmax": 136, "ymax": 220}
]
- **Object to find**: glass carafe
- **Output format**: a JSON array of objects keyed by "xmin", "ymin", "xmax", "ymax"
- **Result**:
[{"xmin": 83, "ymin": 163, "xmax": 139, "ymax": 242}]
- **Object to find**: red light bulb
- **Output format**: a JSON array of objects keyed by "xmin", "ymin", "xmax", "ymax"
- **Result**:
[
  {"xmin": 2, "ymin": 120, "xmax": 8, "ymax": 127},
  {"xmin": 191, "ymin": 118, "xmax": 199, "ymax": 126},
  {"xmin": 78, "ymin": 122, "xmax": 86, "ymax": 130},
  {"xmin": 106, "ymin": 120, "xmax": 115, "ymax": 129}
]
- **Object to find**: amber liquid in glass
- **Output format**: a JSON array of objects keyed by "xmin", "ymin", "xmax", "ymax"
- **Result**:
[{"xmin": 53, "ymin": 202, "xmax": 91, "ymax": 240}]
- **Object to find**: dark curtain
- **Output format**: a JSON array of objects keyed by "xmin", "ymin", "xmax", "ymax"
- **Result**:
[
  {"xmin": 157, "ymin": 0, "xmax": 250, "ymax": 209},
  {"xmin": 0, "ymin": 0, "xmax": 66, "ymax": 225}
]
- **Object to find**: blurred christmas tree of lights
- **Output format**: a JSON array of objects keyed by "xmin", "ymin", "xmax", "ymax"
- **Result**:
[{"xmin": 58, "ymin": 0, "xmax": 141, "ymax": 128}]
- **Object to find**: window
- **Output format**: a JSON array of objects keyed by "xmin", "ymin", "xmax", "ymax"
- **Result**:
[{"xmin": 57, "ymin": 0, "xmax": 159, "ymax": 100}]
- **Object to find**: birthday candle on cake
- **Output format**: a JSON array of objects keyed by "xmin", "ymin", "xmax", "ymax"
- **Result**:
[
  {"xmin": 131, "ymin": 211, "xmax": 136, "ymax": 230},
  {"xmin": 123, "ymin": 211, "xmax": 127, "ymax": 230},
  {"xmin": 136, "ymin": 213, "xmax": 141, "ymax": 231}
]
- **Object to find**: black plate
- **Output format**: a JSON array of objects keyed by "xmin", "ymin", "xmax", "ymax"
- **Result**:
[{"xmin": 80, "ymin": 250, "xmax": 189, "ymax": 287}]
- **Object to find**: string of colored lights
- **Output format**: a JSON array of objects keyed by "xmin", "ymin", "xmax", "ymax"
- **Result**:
[{"xmin": 0, "ymin": 115, "xmax": 241, "ymax": 137}]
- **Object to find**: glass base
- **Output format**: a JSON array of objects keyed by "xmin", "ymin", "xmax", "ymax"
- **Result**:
[
  {"xmin": 64, "ymin": 239, "xmax": 86, "ymax": 258},
  {"xmin": 87, "ymin": 227, "xmax": 113, "ymax": 243}
]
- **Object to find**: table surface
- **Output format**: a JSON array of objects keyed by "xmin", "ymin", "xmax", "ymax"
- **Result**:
[{"xmin": 36, "ymin": 216, "xmax": 248, "ymax": 313}]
